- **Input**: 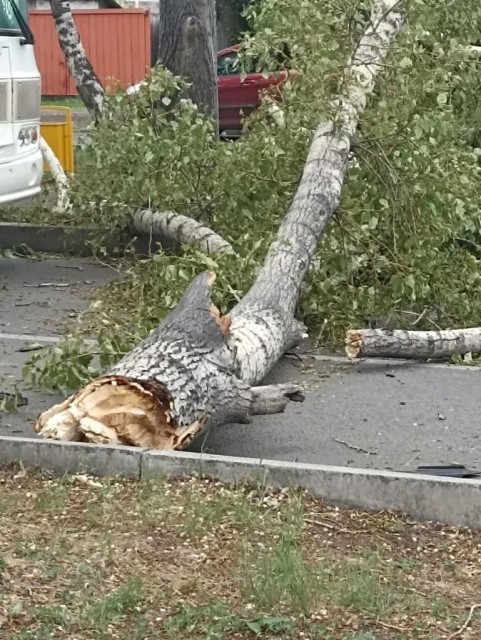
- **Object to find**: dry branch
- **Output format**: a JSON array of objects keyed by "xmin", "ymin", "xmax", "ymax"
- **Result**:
[
  {"xmin": 133, "ymin": 209, "xmax": 234, "ymax": 255},
  {"xmin": 345, "ymin": 327, "xmax": 481, "ymax": 360},
  {"xmin": 36, "ymin": 0, "xmax": 406, "ymax": 448}
]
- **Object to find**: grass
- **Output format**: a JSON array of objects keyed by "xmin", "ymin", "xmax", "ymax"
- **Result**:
[
  {"xmin": 1, "ymin": 470, "xmax": 481, "ymax": 639},
  {"xmin": 41, "ymin": 96, "xmax": 85, "ymax": 109}
]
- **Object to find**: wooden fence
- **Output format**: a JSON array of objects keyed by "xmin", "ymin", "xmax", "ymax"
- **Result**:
[{"xmin": 30, "ymin": 9, "xmax": 151, "ymax": 96}]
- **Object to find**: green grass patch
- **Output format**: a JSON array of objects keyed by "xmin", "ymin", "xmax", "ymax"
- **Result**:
[{"xmin": 42, "ymin": 96, "xmax": 85, "ymax": 109}]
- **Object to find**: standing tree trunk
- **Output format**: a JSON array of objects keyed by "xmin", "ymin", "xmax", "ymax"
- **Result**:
[
  {"xmin": 36, "ymin": 0, "xmax": 405, "ymax": 449},
  {"xmin": 157, "ymin": 0, "xmax": 218, "ymax": 126},
  {"xmin": 216, "ymin": 0, "xmax": 249, "ymax": 50},
  {"xmin": 49, "ymin": 0, "xmax": 104, "ymax": 119}
]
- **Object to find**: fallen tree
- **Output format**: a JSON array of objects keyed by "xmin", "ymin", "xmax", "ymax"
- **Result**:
[{"xmin": 35, "ymin": 0, "xmax": 406, "ymax": 448}]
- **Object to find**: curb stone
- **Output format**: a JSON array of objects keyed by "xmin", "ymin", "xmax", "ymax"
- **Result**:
[
  {"xmin": 2, "ymin": 436, "xmax": 481, "ymax": 528},
  {"xmin": 0, "ymin": 436, "xmax": 144, "ymax": 479},
  {"xmin": 0, "ymin": 222, "xmax": 174, "ymax": 256}
]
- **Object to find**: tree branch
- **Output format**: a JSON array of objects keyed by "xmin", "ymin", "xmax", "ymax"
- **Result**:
[
  {"xmin": 133, "ymin": 209, "xmax": 234, "ymax": 255},
  {"xmin": 249, "ymin": 384, "xmax": 305, "ymax": 415},
  {"xmin": 39, "ymin": 137, "xmax": 70, "ymax": 212}
]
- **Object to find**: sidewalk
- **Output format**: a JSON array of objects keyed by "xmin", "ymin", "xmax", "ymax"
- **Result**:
[{"xmin": 2, "ymin": 256, "xmax": 481, "ymax": 474}]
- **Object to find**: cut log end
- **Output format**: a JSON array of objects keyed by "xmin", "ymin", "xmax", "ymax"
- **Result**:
[
  {"xmin": 345, "ymin": 330, "xmax": 362, "ymax": 359},
  {"xmin": 34, "ymin": 376, "xmax": 203, "ymax": 449}
]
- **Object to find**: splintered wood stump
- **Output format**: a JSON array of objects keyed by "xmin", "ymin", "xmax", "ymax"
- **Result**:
[
  {"xmin": 35, "ymin": 273, "xmax": 305, "ymax": 448},
  {"xmin": 345, "ymin": 327, "xmax": 481, "ymax": 360}
]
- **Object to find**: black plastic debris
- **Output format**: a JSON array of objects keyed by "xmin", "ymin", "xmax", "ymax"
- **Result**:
[{"xmin": 415, "ymin": 465, "xmax": 481, "ymax": 479}]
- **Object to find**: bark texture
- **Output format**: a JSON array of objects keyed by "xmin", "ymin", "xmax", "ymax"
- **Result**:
[
  {"xmin": 49, "ymin": 0, "xmax": 104, "ymax": 118},
  {"xmin": 40, "ymin": 137, "xmax": 70, "ymax": 212},
  {"xmin": 227, "ymin": 0, "xmax": 405, "ymax": 386},
  {"xmin": 346, "ymin": 327, "xmax": 481, "ymax": 360},
  {"xmin": 216, "ymin": 0, "xmax": 249, "ymax": 50},
  {"xmin": 157, "ymin": 0, "xmax": 218, "ymax": 124},
  {"xmin": 36, "ymin": 1, "xmax": 405, "ymax": 449},
  {"xmin": 133, "ymin": 209, "xmax": 234, "ymax": 255}
]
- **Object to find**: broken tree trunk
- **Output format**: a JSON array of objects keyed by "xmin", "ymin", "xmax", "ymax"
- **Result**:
[
  {"xmin": 157, "ymin": 0, "xmax": 218, "ymax": 125},
  {"xmin": 36, "ymin": 0, "xmax": 405, "ymax": 449},
  {"xmin": 346, "ymin": 327, "xmax": 481, "ymax": 360},
  {"xmin": 49, "ymin": 0, "xmax": 104, "ymax": 119}
]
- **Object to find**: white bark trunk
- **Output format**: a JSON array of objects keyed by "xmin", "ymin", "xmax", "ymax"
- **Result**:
[
  {"xmin": 49, "ymin": 0, "xmax": 104, "ymax": 118},
  {"xmin": 40, "ymin": 137, "xmax": 70, "ymax": 212},
  {"xmin": 36, "ymin": 0, "xmax": 406, "ymax": 449},
  {"xmin": 133, "ymin": 209, "xmax": 234, "ymax": 255},
  {"xmin": 346, "ymin": 327, "xmax": 481, "ymax": 360},
  {"xmin": 228, "ymin": 0, "xmax": 404, "ymax": 385}
]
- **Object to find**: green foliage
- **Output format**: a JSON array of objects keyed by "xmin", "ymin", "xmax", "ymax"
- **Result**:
[
  {"xmin": 164, "ymin": 602, "xmax": 294, "ymax": 638},
  {"xmin": 24, "ymin": 0, "xmax": 481, "ymax": 387}
]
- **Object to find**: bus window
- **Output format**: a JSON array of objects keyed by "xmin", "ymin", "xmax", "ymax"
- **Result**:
[{"xmin": 0, "ymin": 0, "xmax": 28, "ymax": 33}]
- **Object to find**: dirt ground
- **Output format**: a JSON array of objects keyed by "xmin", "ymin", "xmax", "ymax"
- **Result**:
[{"xmin": 1, "ymin": 468, "xmax": 481, "ymax": 640}]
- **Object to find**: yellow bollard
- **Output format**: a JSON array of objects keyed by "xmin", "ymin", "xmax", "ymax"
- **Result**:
[{"xmin": 40, "ymin": 106, "xmax": 75, "ymax": 173}]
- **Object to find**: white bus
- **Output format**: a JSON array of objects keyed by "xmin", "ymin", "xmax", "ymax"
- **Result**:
[{"xmin": 0, "ymin": 0, "xmax": 42, "ymax": 205}]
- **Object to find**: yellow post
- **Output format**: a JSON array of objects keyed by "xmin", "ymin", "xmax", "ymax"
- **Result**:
[{"xmin": 40, "ymin": 106, "xmax": 75, "ymax": 173}]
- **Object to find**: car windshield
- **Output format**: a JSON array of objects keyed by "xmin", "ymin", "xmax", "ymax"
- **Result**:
[
  {"xmin": 0, "ymin": 0, "xmax": 28, "ymax": 34},
  {"xmin": 217, "ymin": 46, "xmax": 291, "ymax": 77}
]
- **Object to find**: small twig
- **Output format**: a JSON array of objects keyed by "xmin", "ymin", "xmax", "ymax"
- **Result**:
[
  {"xmin": 375, "ymin": 620, "xmax": 408, "ymax": 632},
  {"xmin": 305, "ymin": 518, "xmax": 353, "ymax": 534},
  {"xmin": 284, "ymin": 351, "xmax": 303, "ymax": 362},
  {"xmin": 24, "ymin": 282, "xmax": 72, "ymax": 288},
  {"xmin": 447, "ymin": 604, "xmax": 481, "ymax": 640},
  {"xmin": 334, "ymin": 437, "xmax": 377, "ymax": 455},
  {"xmin": 410, "ymin": 307, "xmax": 428, "ymax": 326},
  {"xmin": 55, "ymin": 265, "xmax": 83, "ymax": 271},
  {"xmin": 305, "ymin": 518, "xmax": 336, "ymax": 530}
]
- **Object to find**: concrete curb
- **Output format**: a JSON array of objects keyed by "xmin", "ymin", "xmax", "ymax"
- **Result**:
[
  {"xmin": 2, "ymin": 436, "xmax": 481, "ymax": 528},
  {"xmin": 0, "ymin": 222, "xmax": 174, "ymax": 256},
  {"xmin": 0, "ymin": 437, "xmax": 144, "ymax": 478}
]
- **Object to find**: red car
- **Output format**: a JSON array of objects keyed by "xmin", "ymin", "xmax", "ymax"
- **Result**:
[{"xmin": 217, "ymin": 45, "xmax": 293, "ymax": 137}]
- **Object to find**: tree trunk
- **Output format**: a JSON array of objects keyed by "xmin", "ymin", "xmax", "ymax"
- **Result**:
[
  {"xmin": 157, "ymin": 0, "xmax": 218, "ymax": 125},
  {"xmin": 36, "ymin": 0, "xmax": 405, "ymax": 449},
  {"xmin": 49, "ymin": 0, "xmax": 104, "ymax": 119},
  {"xmin": 216, "ymin": 0, "xmax": 249, "ymax": 50},
  {"xmin": 345, "ymin": 327, "xmax": 481, "ymax": 360}
]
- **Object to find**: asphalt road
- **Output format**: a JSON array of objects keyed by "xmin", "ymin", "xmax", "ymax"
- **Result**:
[{"xmin": 2, "ymin": 256, "xmax": 481, "ymax": 474}]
